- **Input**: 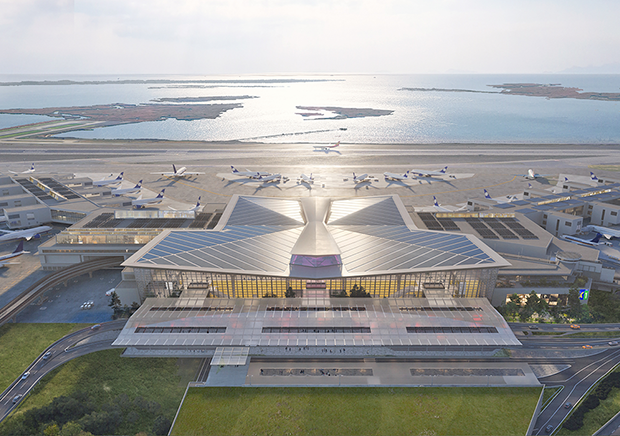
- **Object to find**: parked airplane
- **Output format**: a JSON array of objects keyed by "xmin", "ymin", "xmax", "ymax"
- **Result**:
[
  {"xmin": 132, "ymin": 189, "xmax": 165, "ymax": 209},
  {"xmin": 94, "ymin": 172, "xmax": 124, "ymax": 187},
  {"xmin": 152, "ymin": 164, "xmax": 205, "ymax": 178},
  {"xmin": 230, "ymin": 166, "xmax": 268, "ymax": 178},
  {"xmin": 0, "ymin": 241, "xmax": 28, "ymax": 267},
  {"xmin": 584, "ymin": 225, "xmax": 620, "ymax": 240},
  {"xmin": 384, "ymin": 170, "xmax": 409, "ymax": 181},
  {"xmin": 0, "ymin": 225, "xmax": 53, "ymax": 243},
  {"xmin": 111, "ymin": 180, "xmax": 142, "ymax": 197},
  {"xmin": 410, "ymin": 166, "xmax": 448, "ymax": 178},
  {"xmin": 352, "ymin": 173, "xmax": 371, "ymax": 183},
  {"xmin": 516, "ymin": 169, "xmax": 551, "ymax": 179},
  {"xmin": 313, "ymin": 141, "xmax": 340, "ymax": 151},
  {"xmin": 432, "ymin": 197, "xmax": 467, "ymax": 212},
  {"xmin": 9, "ymin": 163, "xmax": 35, "ymax": 175},
  {"xmin": 562, "ymin": 233, "xmax": 610, "ymax": 247},
  {"xmin": 299, "ymin": 173, "xmax": 314, "ymax": 184},
  {"xmin": 256, "ymin": 174, "xmax": 283, "ymax": 183},
  {"xmin": 484, "ymin": 189, "xmax": 517, "ymax": 204}
]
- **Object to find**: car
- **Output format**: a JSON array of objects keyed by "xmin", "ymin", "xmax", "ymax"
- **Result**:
[
  {"xmin": 545, "ymin": 424, "xmax": 554, "ymax": 433},
  {"xmin": 42, "ymin": 351, "xmax": 52, "ymax": 360},
  {"xmin": 583, "ymin": 344, "xmax": 593, "ymax": 349},
  {"xmin": 609, "ymin": 341, "xmax": 619, "ymax": 346},
  {"xmin": 570, "ymin": 324, "xmax": 581, "ymax": 329},
  {"xmin": 529, "ymin": 325, "xmax": 539, "ymax": 330},
  {"xmin": 90, "ymin": 324, "xmax": 101, "ymax": 330},
  {"xmin": 21, "ymin": 371, "xmax": 30, "ymax": 380},
  {"xmin": 12, "ymin": 394, "xmax": 23, "ymax": 404},
  {"xmin": 105, "ymin": 288, "xmax": 116, "ymax": 296},
  {"xmin": 564, "ymin": 402, "xmax": 572, "ymax": 409}
]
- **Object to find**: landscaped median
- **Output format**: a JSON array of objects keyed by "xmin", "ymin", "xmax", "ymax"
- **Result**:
[{"xmin": 171, "ymin": 386, "xmax": 542, "ymax": 436}]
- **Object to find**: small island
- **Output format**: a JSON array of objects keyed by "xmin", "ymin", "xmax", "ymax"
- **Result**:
[
  {"xmin": 150, "ymin": 96, "xmax": 257, "ymax": 103},
  {"xmin": 0, "ymin": 102, "xmax": 243, "ymax": 126},
  {"xmin": 296, "ymin": 106, "xmax": 393, "ymax": 119}
]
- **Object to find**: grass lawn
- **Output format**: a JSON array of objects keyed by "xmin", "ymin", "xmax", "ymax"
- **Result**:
[
  {"xmin": 565, "ymin": 331, "xmax": 620, "ymax": 338},
  {"xmin": 0, "ymin": 323, "xmax": 87, "ymax": 392},
  {"xmin": 2, "ymin": 349, "xmax": 201, "ymax": 435},
  {"xmin": 558, "ymin": 386, "xmax": 620, "ymax": 435},
  {"xmin": 172, "ymin": 386, "xmax": 542, "ymax": 436}
]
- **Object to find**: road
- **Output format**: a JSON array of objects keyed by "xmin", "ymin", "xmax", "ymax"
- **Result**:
[{"xmin": 0, "ymin": 320, "xmax": 126, "ymax": 422}]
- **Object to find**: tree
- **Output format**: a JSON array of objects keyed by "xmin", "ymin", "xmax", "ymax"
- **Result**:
[
  {"xmin": 285, "ymin": 286, "xmax": 296, "ymax": 298},
  {"xmin": 60, "ymin": 422, "xmax": 83, "ymax": 436},
  {"xmin": 108, "ymin": 292, "xmax": 122, "ymax": 318},
  {"xmin": 44, "ymin": 424, "xmax": 60, "ymax": 436},
  {"xmin": 350, "ymin": 285, "xmax": 370, "ymax": 298},
  {"xmin": 568, "ymin": 288, "xmax": 582, "ymax": 319}
]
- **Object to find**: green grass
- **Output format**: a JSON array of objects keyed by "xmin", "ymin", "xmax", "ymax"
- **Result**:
[
  {"xmin": 542, "ymin": 386, "xmax": 562, "ymax": 408},
  {"xmin": 2, "ymin": 349, "xmax": 201, "ymax": 435},
  {"xmin": 0, "ymin": 323, "xmax": 87, "ymax": 392},
  {"xmin": 558, "ymin": 385, "xmax": 620, "ymax": 435},
  {"xmin": 172, "ymin": 386, "xmax": 542, "ymax": 436},
  {"xmin": 531, "ymin": 331, "xmax": 565, "ymax": 336}
]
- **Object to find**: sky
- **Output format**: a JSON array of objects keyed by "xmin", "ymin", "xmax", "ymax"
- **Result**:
[{"xmin": 1, "ymin": 0, "xmax": 619, "ymax": 75}]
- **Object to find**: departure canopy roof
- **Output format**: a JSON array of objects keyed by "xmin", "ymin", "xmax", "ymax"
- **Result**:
[{"xmin": 123, "ymin": 195, "xmax": 510, "ymax": 277}]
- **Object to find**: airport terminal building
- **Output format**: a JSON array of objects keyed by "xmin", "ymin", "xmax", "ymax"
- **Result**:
[{"xmin": 122, "ymin": 195, "xmax": 510, "ymax": 301}]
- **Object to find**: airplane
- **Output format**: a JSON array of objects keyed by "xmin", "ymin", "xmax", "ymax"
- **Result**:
[
  {"xmin": 483, "ymin": 189, "xmax": 517, "ymax": 204},
  {"xmin": 0, "ymin": 225, "xmax": 53, "ymax": 243},
  {"xmin": 9, "ymin": 163, "xmax": 35, "ymax": 175},
  {"xmin": 0, "ymin": 241, "xmax": 28, "ymax": 267},
  {"xmin": 562, "ymin": 233, "xmax": 610, "ymax": 248},
  {"xmin": 410, "ymin": 166, "xmax": 448, "ymax": 178},
  {"xmin": 432, "ymin": 196, "xmax": 467, "ymax": 212},
  {"xmin": 132, "ymin": 189, "xmax": 165, "ymax": 209},
  {"xmin": 93, "ymin": 172, "xmax": 124, "ymax": 187},
  {"xmin": 230, "ymin": 166, "xmax": 269, "ymax": 178},
  {"xmin": 384, "ymin": 170, "xmax": 409, "ymax": 181},
  {"xmin": 313, "ymin": 141, "xmax": 340, "ymax": 151},
  {"xmin": 516, "ymin": 169, "xmax": 551, "ymax": 180},
  {"xmin": 189, "ymin": 197, "xmax": 202, "ymax": 212},
  {"xmin": 584, "ymin": 225, "xmax": 620, "ymax": 240},
  {"xmin": 352, "ymin": 172, "xmax": 372, "ymax": 183},
  {"xmin": 299, "ymin": 173, "xmax": 314, "ymax": 184},
  {"xmin": 111, "ymin": 180, "xmax": 142, "ymax": 197},
  {"xmin": 151, "ymin": 164, "xmax": 205, "ymax": 178},
  {"xmin": 256, "ymin": 174, "xmax": 283, "ymax": 183}
]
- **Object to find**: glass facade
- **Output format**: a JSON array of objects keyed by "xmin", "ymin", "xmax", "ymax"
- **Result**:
[{"xmin": 134, "ymin": 267, "xmax": 498, "ymax": 301}]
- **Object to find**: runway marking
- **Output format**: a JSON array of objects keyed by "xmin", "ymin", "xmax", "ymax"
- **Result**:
[{"xmin": 401, "ymin": 176, "xmax": 519, "ymax": 198}]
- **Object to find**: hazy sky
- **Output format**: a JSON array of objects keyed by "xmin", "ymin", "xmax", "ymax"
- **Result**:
[{"xmin": 1, "ymin": 0, "xmax": 619, "ymax": 75}]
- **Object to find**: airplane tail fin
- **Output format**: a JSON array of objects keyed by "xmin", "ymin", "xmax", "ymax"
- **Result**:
[
  {"xmin": 231, "ymin": 166, "xmax": 239, "ymax": 173},
  {"xmin": 173, "ymin": 164, "xmax": 177, "ymax": 174},
  {"xmin": 592, "ymin": 233, "xmax": 603, "ymax": 243},
  {"xmin": 433, "ymin": 196, "xmax": 439, "ymax": 206},
  {"xmin": 157, "ymin": 189, "xmax": 165, "ymax": 198},
  {"xmin": 334, "ymin": 141, "xmax": 340, "ymax": 147},
  {"xmin": 564, "ymin": 177, "xmax": 568, "ymax": 182},
  {"xmin": 440, "ymin": 166, "xmax": 447, "ymax": 173},
  {"xmin": 528, "ymin": 183, "xmax": 533, "ymax": 189},
  {"xmin": 591, "ymin": 172, "xmax": 598, "ymax": 181},
  {"xmin": 30, "ymin": 164, "xmax": 35, "ymax": 171},
  {"xmin": 14, "ymin": 240, "xmax": 24, "ymax": 253},
  {"xmin": 196, "ymin": 196, "xmax": 201, "ymax": 207},
  {"xmin": 484, "ymin": 189, "xmax": 492, "ymax": 199},
  {"xmin": 117, "ymin": 172, "xmax": 124, "ymax": 180},
  {"xmin": 135, "ymin": 180, "xmax": 143, "ymax": 188}
]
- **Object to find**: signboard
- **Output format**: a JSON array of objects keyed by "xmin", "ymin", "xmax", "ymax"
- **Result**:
[{"xmin": 579, "ymin": 289, "xmax": 589, "ymax": 302}]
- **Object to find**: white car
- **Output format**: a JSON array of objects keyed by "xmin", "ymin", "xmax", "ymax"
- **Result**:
[{"xmin": 21, "ymin": 371, "xmax": 30, "ymax": 380}]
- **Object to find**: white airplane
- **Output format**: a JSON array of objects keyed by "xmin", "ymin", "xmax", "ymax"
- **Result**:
[
  {"xmin": 230, "ymin": 166, "xmax": 269, "ymax": 178},
  {"xmin": 152, "ymin": 164, "xmax": 205, "ymax": 178},
  {"xmin": 0, "ymin": 241, "xmax": 29, "ymax": 267},
  {"xmin": 132, "ymin": 189, "xmax": 165, "ymax": 209},
  {"xmin": 9, "ymin": 163, "xmax": 35, "ymax": 174},
  {"xmin": 299, "ymin": 173, "xmax": 314, "ymax": 184},
  {"xmin": 352, "ymin": 172, "xmax": 371, "ymax": 183},
  {"xmin": 384, "ymin": 170, "xmax": 409, "ymax": 181},
  {"xmin": 0, "ymin": 225, "xmax": 53, "ymax": 243},
  {"xmin": 484, "ymin": 189, "xmax": 517, "ymax": 204},
  {"xmin": 94, "ymin": 172, "xmax": 124, "ymax": 187},
  {"xmin": 562, "ymin": 233, "xmax": 609, "ymax": 248},
  {"xmin": 313, "ymin": 141, "xmax": 340, "ymax": 151},
  {"xmin": 256, "ymin": 174, "xmax": 283, "ymax": 183},
  {"xmin": 111, "ymin": 180, "xmax": 142, "ymax": 197},
  {"xmin": 516, "ymin": 169, "xmax": 552, "ymax": 180},
  {"xmin": 432, "ymin": 196, "xmax": 467, "ymax": 212},
  {"xmin": 584, "ymin": 225, "xmax": 620, "ymax": 240},
  {"xmin": 189, "ymin": 197, "xmax": 202, "ymax": 212},
  {"xmin": 410, "ymin": 166, "xmax": 448, "ymax": 178}
]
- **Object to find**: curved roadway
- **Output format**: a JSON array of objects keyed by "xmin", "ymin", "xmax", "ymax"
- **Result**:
[{"xmin": 0, "ymin": 320, "xmax": 126, "ymax": 422}]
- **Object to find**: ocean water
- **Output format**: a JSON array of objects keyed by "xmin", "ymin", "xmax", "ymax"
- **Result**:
[{"xmin": 0, "ymin": 74, "xmax": 619, "ymax": 143}]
